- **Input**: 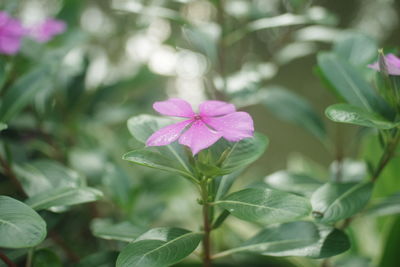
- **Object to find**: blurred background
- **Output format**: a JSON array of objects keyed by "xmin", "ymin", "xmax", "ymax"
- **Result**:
[{"xmin": 1, "ymin": 0, "xmax": 400, "ymax": 266}]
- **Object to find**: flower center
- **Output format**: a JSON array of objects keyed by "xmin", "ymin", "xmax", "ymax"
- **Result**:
[{"xmin": 193, "ymin": 115, "xmax": 202, "ymax": 120}]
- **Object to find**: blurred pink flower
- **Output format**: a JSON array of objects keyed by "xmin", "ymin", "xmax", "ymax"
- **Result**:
[
  {"xmin": 30, "ymin": 18, "xmax": 66, "ymax": 43},
  {"xmin": 146, "ymin": 98, "xmax": 254, "ymax": 155},
  {"xmin": 0, "ymin": 11, "xmax": 26, "ymax": 55},
  {"xmin": 368, "ymin": 53, "xmax": 400, "ymax": 76}
]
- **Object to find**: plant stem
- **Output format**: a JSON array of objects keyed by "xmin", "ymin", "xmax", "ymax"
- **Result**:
[
  {"xmin": 371, "ymin": 130, "xmax": 400, "ymax": 182},
  {"xmin": 201, "ymin": 179, "xmax": 212, "ymax": 267},
  {"xmin": 0, "ymin": 251, "xmax": 16, "ymax": 267}
]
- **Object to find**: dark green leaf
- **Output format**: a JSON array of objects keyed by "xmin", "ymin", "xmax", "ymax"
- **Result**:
[
  {"xmin": 26, "ymin": 187, "xmax": 103, "ymax": 211},
  {"xmin": 90, "ymin": 218, "xmax": 146, "ymax": 242},
  {"xmin": 116, "ymin": 228, "xmax": 202, "ymax": 267},
  {"xmin": 219, "ymin": 133, "xmax": 268, "ymax": 173},
  {"xmin": 317, "ymin": 52, "xmax": 389, "ymax": 115},
  {"xmin": 0, "ymin": 196, "xmax": 46, "ymax": 248},
  {"xmin": 325, "ymin": 104, "xmax": 398, "ymax": 129},
  {"xmin": 32, "ymin": 249, "xmax": 62, "ymax": 267},
  {"xmin": 311, "ymin": 182, "xmax": 373, "ymax": 224},
  {"xmin": 213, "ymin": 221, "xmax": 319, "ymax": 258},
  {"xmin": 261, "ymin": 87, "xmax": 326, "ymax": 141},
  {"xmin": 0, "ymin": 65, "xmax": 53, "ymax": 122},
  {"xmin": 215, "ymin": 188, "xmax": 311, "ymax": 224},
  {"xmin": 264, "ymin": 170, "xmax": 323, "ymax": 196},
  {"xmin": 77, "ymin": 251, "xmax": 118, "ymax": 267}
]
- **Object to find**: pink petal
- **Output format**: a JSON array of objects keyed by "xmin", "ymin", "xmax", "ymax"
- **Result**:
[
  {"xmin": 146, "ymin": 119, "xmax": 193, "ymax": 146},
  {"xmin": 368, "ymin": 53, "xmax": 400, "ymax": 76},
  {"xmin": 179, "ymin": 120, "xmax": 222, "ymax": 155},
  {"xmin": 199, "ymin": 100, "xmax": 236, "ymax": 117},
  {"xmin": 203, "ymin": 112, "xmax": 254, "ymax": 142},
  {"xmin": 30, "ymin": 18, "xmax": 66, "ymax": 43},
  {"xmin": 0, "ymin": 35, "xmax": 21, "ymax": 54},
  {"xmin": 153, "ymin": 98, "xmax": 195, "ymax": 118}
]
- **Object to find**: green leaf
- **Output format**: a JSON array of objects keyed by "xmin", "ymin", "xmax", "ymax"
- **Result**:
[
  {"xmin": 317, "ymin": 52, "xmax": 389, "ymax": 115},
  {"xmin": 325, "ymin": 103, "xmax": 398, "ymax": 129},
  {"xmin": 366, "ymin": 193, "xmax": 400, "ymax": 217},
  {"xmin": 0, "ymin": 196, "xmax": 46, "ymax": 248},
  {"xmin": 214, "ymin": 171, "xmax": 242, "ymax": 200},
  {"xmin": 311, "ymin": 182, "xmax": 373, "ymax": 224},
  {"xmin": 122, "ymin": 149, "xmax": 194, "ymax": 180},
  {"xmin": 329, "ymin": 158, "xmax": 367, "ymax": 183},
  {"xmin": 264, "ymin": 170, "xmax": 323, "ymax": 196},
  {"xmin": 273, "ymin": 225, "xmax": 351, "ymax": 258},
  {"xmin": 182, "ymin": 25, "xmax": 218, "ymax": 63},
  {"xmin": 213, "ymin": 221, "xmax": 319, "ymax": 258},
  {"xmin": 26, "ymin": 187, "xmax": 103, "ymax": 211},
  {"xmin": 219, "ymin": 133, "xmax": 268, "ymax": 173},
  {"xmin": 77, "ymin": 251, "xmax": 118, "ymax": 267},
  {"xmin": 32, "ymin": 249, "xmax": 62, "ymax": 267},
  {"xmin": 333, "ymin": 32, "xmax": 378, "ymax": 66},
  {"xmin": 90, "ymin": 218, "xmax": 146, "ymax": 242},
  {"xmin": 215, "ymin": 188, "xmax": 311, "ymax": 224},
  {"xmin": 0, "ymin": 122, "xmax": 7, "ymax": 132},
  {"xmin": 0, "ymin": 64, "xmax": 53, "ymax": 122},
  {"xmin": 378, "ymin": 216, "xmax": 400, "ymax": 267},
  {"xmin": 127, "ymin": 115, "xmax": 192, "ymax": 175},
  {"xmin": 14, "ymin": 160, "xmax": 84, "ymax": 197},
  {"xmin": 116, "ymin": 228, "xmax": 202, "ymax": 267},
  {"xmin": 261, "ymin": 87, "xmax": 327, "ymax": 141}
]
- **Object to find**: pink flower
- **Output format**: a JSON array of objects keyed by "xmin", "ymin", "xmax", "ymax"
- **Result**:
[
  {"xmin": 30, "ymin": 18, "xmax": 66, "ymax": 43},
  {"xmin": 0, "ymin": 11, "xmax": 26, "ymax": 55},
  {"xmin": 146, "ymin": 98, "xmax": 254, "ymax": 155},
  {"xmin": 368, "ymin": 53, "xmax": 400, "ymax": 76}
]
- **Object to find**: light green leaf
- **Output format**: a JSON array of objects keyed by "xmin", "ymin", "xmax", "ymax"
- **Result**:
[
  {"xmin": 311, "ymin": 182, "xmax": 373, "ymax": 224},
  {"xmin": 182, "ymin": 25, "xmax": 218, "ymax": 63},
  {"xmin": 127, "ymin": 115, "xmax": 192, "ymax": 175},
  {"xmin": 317, "ymin": 52, "xmax": 389, "ymax": 115},
  {"xmin": 215, "ymin": 188, "xmax": 311, "ymax": 224},
  {"xmin": 116, "ymin": 228, "xmax": 202, "ymax": 267},
  {"xmin": 261, "ymin": 87, "xmax": 326, "ymax": 141},
  {"xmin": 14, "ymin": 160, "xmax": 83, "ymax": 197},
  {"xmin": 213, "ymin": 221, "xmax": 319, "ymax": 258},
  {"xmin": 325, "ymin": 103, "xmax": 398, "ymax": 129},
  {"xmin": 219, "ymin": 133, "xmax": 268, "ymax": 173},
  {"xmin": 0, "ymin": 122, "xmax": 7, "ymax": 131},
  {"xmin": 0, "ymin": 196, "xmax": 46, "ymax": 248},
  {"xmin": 0, "ymin": 65, "xmax": 53, "ymax": 122},
  {"xmin": 333, "ymin": 32, "xmax": 378, "ymax": 66},
  {"xmin": 122, "ymin": 149, "xmax": 194, "ymax": 180},
  {"xmin": 366, "ymin": 193, "xmax": 400, "ymax": 217},
  {"xmin": 264, "ymin": 170, "xmax": 323, "ymax": 196},
  {"xmin": 90, "ymin": 218, "xmax": 146, "ymax": 242},
  {"xmin": 26, "ymin": 187, "xmax": 103, "ymax": 211},
  {"xmin": 329, "ymin": 158, "xmax": 367, "ymax": 183}
]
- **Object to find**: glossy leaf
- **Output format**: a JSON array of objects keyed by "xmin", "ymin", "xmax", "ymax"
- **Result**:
[
  {"xmin": 261, "ymin": 87, "xmax": 326, "ymax": 141},
  {"xmin": 215, "ymin": 188, "xmax": 311, "ymax": 224},
  {"xmin": 311, "ymin": 182, "xmax": 373, "ymax": 224},
  {"xmin": 366, "ymin": 193, "xmax": 400, "ymax": 217},
  {"xmin": 91, "ymin": 218, "xmax": 146, "ymax": 242},
  {"xmin": 26, "ymin": 187, "xmax": 103, "ymax": 211},
  {"xmin": 333, "ymin": 32, "xmax": 378, "ymax": 66},
  {"xmin": 317, "ymin": 52, "xmax": 389, "ymax": 115},
  {"xmin": 122, "ymin": 149, "xmax": 194, "ymax": 180},
  {"xmin": 264, "ymin": 170, "xmax": 323, "ymax": 196},
  {"xmin": 116, "ymin": 228, "xmax": 202, "ymax": 267},
  {"xmin": 213, "ymin": 221, "xmax": 319, "ymax": 258},
  {"xmin": 0, "ymin": 196, "xmax": 46, "ymax": 248},
  {"xmin": 325, "ymin": 103, "xmax": 398, "ymax": 129},
  {"xmin": 219, "ymin": 133, "xmax": 268, "ymax": 173},
  {"xmin": 272, "ymin": 225, "xmax": 351, "ymax": 258}
]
